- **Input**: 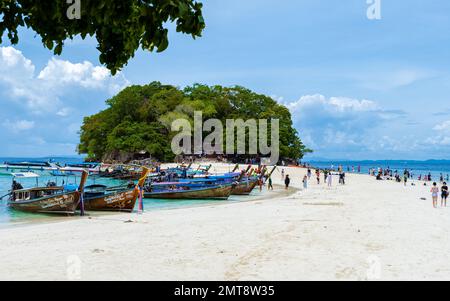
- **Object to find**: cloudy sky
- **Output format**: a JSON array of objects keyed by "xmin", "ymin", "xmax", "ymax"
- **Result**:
[{"xmin": 1, "ymin": 0, "xmax": 450, "ymax": 160}]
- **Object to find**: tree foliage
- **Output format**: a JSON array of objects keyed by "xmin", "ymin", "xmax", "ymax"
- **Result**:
[
  {"xmin": 0, "ymin": 0, "xmax": 205, "ymax": 74},
  {"xmin": 78, "ymin": 82, "xmax": 312, "ymax": 162}
]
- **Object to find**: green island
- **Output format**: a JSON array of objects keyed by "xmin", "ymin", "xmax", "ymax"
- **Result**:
[{"xmin": 78, "ymin": 82, "xmax": 312, "ymax": 163}]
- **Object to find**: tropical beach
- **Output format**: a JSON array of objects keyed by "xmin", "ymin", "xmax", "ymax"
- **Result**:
[
  {"xmin": 1, "ymin": 0, "xmax": 450, "ymax": 286},
  {"xmin": 1, "ymin": 162, "xmax": 450, "ymax": 281}
]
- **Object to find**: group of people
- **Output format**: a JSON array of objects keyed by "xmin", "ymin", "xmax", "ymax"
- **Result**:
[
  {"xmin": 431, "ymin": 182, "xmax": 448, "ymax": 208},
  {"xmin": 280, "ymin": 167, "xmax": 346, "ymax": 190}
]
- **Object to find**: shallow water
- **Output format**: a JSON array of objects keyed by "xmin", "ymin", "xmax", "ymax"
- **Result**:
[
  {"xmin": 0, "ymin": 171, "xmax": 270, "ymax": 228},
  {"xmin": 0, "ymin": 173, "xmax": 129, "ymax": 226}
]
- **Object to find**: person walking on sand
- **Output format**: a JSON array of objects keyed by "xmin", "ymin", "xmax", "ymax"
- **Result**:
[
  {"xmin": 307, "ymin": 168, "xmax": 312, "ymax": 180},
  {"xmin": 284, "ymin": 175, "xmax": 290, "ymax": 190},
  {"xmin": 339, "ymin": 172, "xmax": 346, "ymax": 185},
  {"xmin": 268, "ymin": 177, "xmax": 273, "ymax": 190},
  {"xmin": 281, "ymin": 168, "xmax": 285, "ymax": 180},
  {"xmin": 327, "ymin": 171, "xmax": 332, "ymax": 187},
  {"xmin": 441, "ymin": 182, "xmax": 449, "ymax": 207},
  {"xmin": 316, "ymin": 169, "xmax": 320, "ymax": 184},
  {"xmin": 302, "ymin": 175, "xmax": 308, "ymax": 190},
  {"xmin": 431, "ymin": 182, "xmax": 439, "ymax": 208},
  {"xmin": 403, "ymin": 174, "xmax": 408, "ymax": 186}
]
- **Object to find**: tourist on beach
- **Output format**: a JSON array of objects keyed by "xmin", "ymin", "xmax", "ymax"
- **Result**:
[
  {"xmin": 431, "ymin": 182, "xmax": 439, "ymax": 208},
  {"xmin": 440, "ymin": 174, "xmax": 444, "ymax": 183},
  {"xmin": 285, "ymin": 175, "xmax": 290, "ymax": 190},
  {"xmin": 403, "ymin": 174, "xmax": 408, "ymax": 186},
  {"xmin": 339, "ymin": 172, "xmax": 346, "ymax": 185},
  {"xmin": 268, "ymin": 177, "xmax": 273, "ymax": 190},
  {"xmin": 441, "ymin": 182, "xmax": 448, "ymax": 207},
  {"xmin": 316, "ymin": 169, "xmax": 320, "ymax": 184},
  {"xmin": 302, "ymin": 175, "xmax": 308, "ymax": 190},
  {"xmin": 327, "ymin": 172, "xmax": 332, "ymax": 187},
  {"xmin": 307, "ymin": 168, "xmax": 312, "ymax": 179},
  {"xmin": 324, "ymin": 170, "xmax": 328, "ymax": 183},
  {"xmin": 281, "ymin": 169, "xmax": 285, "ymax": 180}
]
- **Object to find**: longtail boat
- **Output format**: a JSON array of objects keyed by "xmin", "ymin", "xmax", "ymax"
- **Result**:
[
  {"xmin": 7, "ymin": 171, "xmax": 88, "ymax": 214},
  {"xmin": 80, "ymin": 167, "xmax": 150, "ymax": 212},
  {"xmin": 231, "ymin": 176, "xmax": 259, "ymax": 195},
  {"xmin": 232, "ymin": 166, "xmax": 268, "ymax": 195},
  {"xmin": 144, "ymin": 182, "xmax": 233, "ymax": 200}
]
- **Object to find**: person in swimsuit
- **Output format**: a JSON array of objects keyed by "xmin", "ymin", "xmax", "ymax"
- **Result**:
[
  {"xmin": 316, "ymin": 169, "xmax": 320, "ymax": 184},
  {"xmin": 327, "ymin": 172, "xmax": 332, "ymax": 187},
  {"xmin": 302, "ymin": 175, "xmax": 308, "ymax": 190},
  {"xmin": 441, "ymin": 182, "xmax": 449, "ymax": 207},
  {"xmin": 431, "ymin": 182, "xmax": 439, "ymax": 208}
]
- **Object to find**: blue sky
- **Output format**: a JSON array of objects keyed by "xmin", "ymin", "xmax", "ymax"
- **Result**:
[{"xmin": 1, "ymin": 0, "xmax": 450, "ymax": 160}]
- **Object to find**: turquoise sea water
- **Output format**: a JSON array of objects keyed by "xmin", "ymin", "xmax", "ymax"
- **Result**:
[
  {"xmin": 0, "ymin": 157, "xmax": 265, "ymax": 227},
  {"xmin": 305, "ymin": 160, "xmax": 450, "ymax": 180}
]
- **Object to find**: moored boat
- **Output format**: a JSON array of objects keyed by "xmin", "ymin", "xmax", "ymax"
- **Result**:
[
  {"xmin": 231, "ymin": 177, "xmax": 259, "ymax": 195},
  {"xmin": 7, "ymin": 171, "xmax": 88, "ymax": 214},
  {"xmin": 0, "ymin": 160, "xmax": 59, "ymax": 175},
  {"xmin": 80, "ymin": 167, "xmax": 150, "ymax": 212},
  {"xmin": 144, "ymin": 182, "xmax": 233, "ymax": 200}
]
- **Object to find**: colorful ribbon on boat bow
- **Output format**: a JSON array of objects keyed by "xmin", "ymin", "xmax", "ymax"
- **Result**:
[
  {"xmin": 138, "ymin": 186, "xmax": 144, "ymax": 214},
  {"xmin": 79, "ymin": 191, "xmax": 85, "ymax": 216}
]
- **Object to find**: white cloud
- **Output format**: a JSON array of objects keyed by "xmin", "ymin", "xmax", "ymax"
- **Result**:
[
  {"xmin": 56, "ymin": 107, "xmax": 71, "ymax": 117},
  {"xmin": 433, "ymin": 120, "xmax": 450, "ymax": 132},
  {"xmin": 2, "ymin": 119, "xmax": 35, "ymax": 132},
  {"xmin": 0, "ymin": 47, "xmax": 130, "ymax": 114},
  {"xmin": 0, "ymin": 47, "xmax": 35, "ymax": 78},
  {"xmin": 37, "ymin": 58, "xmax": 128, "ymax": 92},
  {"xmin": 285, "ymin": 94, "xmax": 407, "ymax": 157}
]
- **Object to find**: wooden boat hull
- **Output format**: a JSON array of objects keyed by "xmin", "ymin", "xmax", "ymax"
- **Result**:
[
  {"xmin": 231, "ymin": 179, "xmax": 259, "ymax": 195},
  {"xmin": 144, "ymin": 185, "xmax": 232, "ymax": 200},
  {"xmin": 8, "ymin": 191, "xmax": 81, "ymax": 214},
  {"xmin": 81, "ymin": 189, "xmax": 139, "ymax": 212}
]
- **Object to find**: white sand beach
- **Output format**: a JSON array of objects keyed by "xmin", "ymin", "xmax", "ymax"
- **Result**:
[{"xmin": 1, "ymin": 163, "xmax": 450, "ymax": 281}]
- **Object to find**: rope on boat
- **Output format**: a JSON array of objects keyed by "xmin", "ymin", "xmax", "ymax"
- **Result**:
[{"xmin": 0, "ymin": 192, "xmax": 11, "ymax": 200}]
